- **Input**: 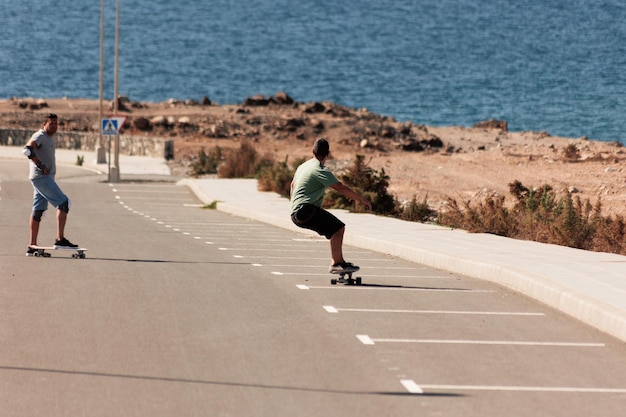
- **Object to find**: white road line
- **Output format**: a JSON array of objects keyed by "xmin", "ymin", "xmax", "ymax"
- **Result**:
[
  {"xmin": 235, "ymin": 238, "xmax": 290, "ymax": 242},
  {"xmin": 224, "ymin": 243, "xmax": 317, "ymax": 247},
  {"xmin": 297, "ymin": 285, "xmax": 492, "ymax": 292},
  {"xmin": 263, "ymin": 256, "xmax": 397, "ymax": 262},
  {"xmin": 269, "ymin": 265, "xmax": 419, "ymax": 271},
  {"xmin": 356, "ymin": 335, "xmax": 375, "ymax": 345},
  {"xmin": 296, "ymin": 285, "xmax": 309, "ymax": 290},
  {"xmin": 418, "ymin": 384, "xmax": 626, "ymax": 393},
  {"xmin": 274, "ymin": 272, "xmax": 454, "ymax": 279},
  {"xmin": 323, "ymin": 306, "xmax": 544, "ymax": 316},
  {"xmin": 264, "ymin": 265, "xmax": 326, "ymax": 268},
  {"xmin": 160, "ymin": 222, "xmax": 259, "ymax": 227},
  {"xmin": 114, "ymin": 189, "xmax": 189, "ymax": 194},
  {"xmin": 400, "ymin": 380, "xmax": 424, "ymax": 394},
  {"xmin": 209, "ymin": 248, "xmax": 331, "ymax": 252},
  {"xmin": 356, "ymin": 336, "xmax": 604, "ymax": 347}
]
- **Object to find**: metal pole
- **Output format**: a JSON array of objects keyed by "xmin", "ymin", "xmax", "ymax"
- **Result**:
[
  {"xmin": 97, "ymin": 0, "xmax": 107, "ymax": 165},
  {"xmin": 111, "ymin": 0, "xmax": 121, "ymax": 182},
  {"xmin": 114, "ymin": 0, "xmax": 120, "ymax": 114}
]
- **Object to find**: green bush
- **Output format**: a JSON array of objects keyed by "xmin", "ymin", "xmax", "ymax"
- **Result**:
[
  {"xmin": 325, "ymin": 155, "xmax": 397, "ymax": 215},
  {"xmin": 190, "ymin": 147, "xmax": 222, "ymax": 176}
]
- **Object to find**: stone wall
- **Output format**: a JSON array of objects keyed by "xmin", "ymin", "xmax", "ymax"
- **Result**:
[{"xmin": 0, "ymin": 128, "xmax": 171, "ymax": 159}]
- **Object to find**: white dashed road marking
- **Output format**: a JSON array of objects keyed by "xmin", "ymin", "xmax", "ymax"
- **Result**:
[
  {"xmin": 323, "ymin": 306, "xmax": 544, "ymax": 316},
  {"xmin": 356, "ymin": 335, "xmax": 604, "ymax": 347}
]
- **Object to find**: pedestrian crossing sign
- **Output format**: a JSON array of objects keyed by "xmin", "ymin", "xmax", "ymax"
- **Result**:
[{"xmin": 101, "ymin": 117, "xmax": 127, "ymax": 135}]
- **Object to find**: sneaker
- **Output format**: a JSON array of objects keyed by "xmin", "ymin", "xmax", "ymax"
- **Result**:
[
  {"xmin": 329, "ymin": 261, "xmax": 360, "ymax": 273},
  {"xmin": 54, "ymin": 238, "xmax": 78, "ymax": 249},
  {"xmin": 26, "ymin": 246, "xmax": 38, "ymax": 257}
]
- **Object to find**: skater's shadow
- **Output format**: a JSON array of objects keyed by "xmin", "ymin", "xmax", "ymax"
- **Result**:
[{"xmin": 356, "ymin": 283, "xmax": 477, "ymax": 292}]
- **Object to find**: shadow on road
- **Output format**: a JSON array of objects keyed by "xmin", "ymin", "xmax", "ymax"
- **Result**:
[{"xmin": 0, "ymin": 365, "xmax": 464, "ymax": 398}]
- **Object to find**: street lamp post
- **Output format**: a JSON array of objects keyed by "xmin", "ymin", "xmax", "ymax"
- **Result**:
[
  {"xmin": 109, "ymin": 0, "xmax": 121, "ymax": 182},
  {"xmin": 96, "ymin": 0, "xmax": 106, "ymax": 165}
]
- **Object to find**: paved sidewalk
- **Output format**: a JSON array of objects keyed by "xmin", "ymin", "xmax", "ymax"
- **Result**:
[{"xmin": 3, "ymin": 146, "xmax": 626, "ymax": 343}]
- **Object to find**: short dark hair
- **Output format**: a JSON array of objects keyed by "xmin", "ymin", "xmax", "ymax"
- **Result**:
[
  {"xmin": 313, "ymin": 138, "xmax": 330, "ymax": 159},
  {"xmin": 41, "ymin": 113, "xmax": 58, "ymax": 128}
]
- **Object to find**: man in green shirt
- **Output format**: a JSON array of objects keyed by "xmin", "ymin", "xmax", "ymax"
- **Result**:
[{"xmin": 290, "ymin": 138, "xmax": 371, "ymax": 273}]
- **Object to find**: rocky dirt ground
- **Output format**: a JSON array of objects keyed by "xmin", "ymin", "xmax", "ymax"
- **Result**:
[{"xmin": 2, "ymin": 95, "xmax": 626, "ymax": 217}]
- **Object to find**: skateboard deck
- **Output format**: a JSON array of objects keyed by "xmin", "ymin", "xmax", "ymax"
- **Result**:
[
  {"xmin": 330, "ymin": 270, "xmax": 362, "ymax": 286},
  {"xmin": 29, "ymin": 245, "xmax": 88, "ymax": 259}
]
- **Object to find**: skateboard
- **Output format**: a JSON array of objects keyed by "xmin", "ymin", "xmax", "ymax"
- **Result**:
[
  {"xmin": 330, "ymin": 270, "xmax": 362, "ymax": 285},
  {"xmin": 29, "ymin": 245, "xmax": 88, "ymax": 259}
]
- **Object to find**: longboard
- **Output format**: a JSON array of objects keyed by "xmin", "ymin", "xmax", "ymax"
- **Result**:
[
  {"xmin": 28, "ymin": 245, "xmax": 88, "ymax": 259},
  {"xmin": 330, "ymin": 270, "xmax": 362, "ymax": 286}
]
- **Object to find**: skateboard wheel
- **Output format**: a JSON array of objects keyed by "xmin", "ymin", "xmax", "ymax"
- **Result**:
[
  {"xmin": 34, "ymin": 252, "xmax": 40, "ymax": 257},
  {"xmin": 356, "ymin": 277, "xmax": 362, "ymax": 285},
  {"xmin": 331, "ymin": 279, "xmax": 337, "ymax": 285}
]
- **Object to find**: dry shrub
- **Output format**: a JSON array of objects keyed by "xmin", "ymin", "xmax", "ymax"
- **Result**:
[
  {"xmin": 257, "ymin": 156, "xmax": 306, "ymax": 198},
  {"xmin": 439, "ymin": 195, "xmax": 517, "ymax": 237},
  {"xmin": 400, "ymin": 195, "xmax": 437, "ymax": 222},
  {"xmin": 562, "ymin": 143, "xmax": 581, "ymax": 161},
  {"xmin": 218, "ymin": 141, "xmax": 274, "ymax": 178},
  {"xmin": 439, "ymin": 179, "xmax": 626, "ymax": 255}
]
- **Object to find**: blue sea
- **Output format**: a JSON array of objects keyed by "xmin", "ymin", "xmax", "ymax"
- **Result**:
[{"xmin": 1, "ymin": 0, "xmax": 625, "ymax": 143}]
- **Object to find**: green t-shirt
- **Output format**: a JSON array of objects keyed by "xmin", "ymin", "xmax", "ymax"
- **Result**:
[{"xmin": 290, "ymin": 158, "xmax": 339, "ymax": 213}]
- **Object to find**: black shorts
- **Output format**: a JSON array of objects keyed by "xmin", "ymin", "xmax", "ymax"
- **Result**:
[{"xmin": 291, "ymin": 204, "xmax": 345, "ymax": 239}]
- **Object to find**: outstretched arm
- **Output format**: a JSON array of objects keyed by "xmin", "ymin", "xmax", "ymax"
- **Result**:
[{"xmin": 330, "ymin": 181, "xmax": 372, "ymax": 210}]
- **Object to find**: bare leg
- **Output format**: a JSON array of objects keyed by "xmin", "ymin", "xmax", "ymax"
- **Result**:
[
  {"xmin": 330, "ymin": 226, "xmax": 345, "ymax": 265},
  {"xmin": 29, "ymin": 217, "xmax": 40, "ymax": 246},
  {"xmin": 57, "ymin": 209, "xmax": 67, "ymax": 241}
]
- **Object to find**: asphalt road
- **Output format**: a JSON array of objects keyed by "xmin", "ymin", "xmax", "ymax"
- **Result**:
[{"xmin": 2, "ymin": 159, "xmax": 626, "ymax": 416}]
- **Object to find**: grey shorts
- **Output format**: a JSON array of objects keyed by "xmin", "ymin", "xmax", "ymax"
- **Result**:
[
  {"xmin": 31, "ymin": 176, "xmax": 69, "ymax": 212},
  {"xmin": 291, "ymin": 204, "xmax": 345, "ymax": 239}
]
